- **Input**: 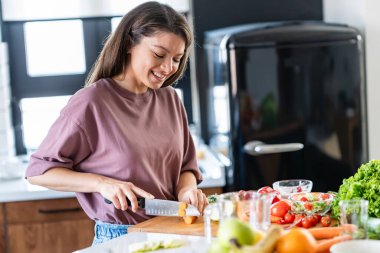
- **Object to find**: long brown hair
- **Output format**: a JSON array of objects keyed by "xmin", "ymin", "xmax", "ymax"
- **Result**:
[{"xmin": 85, "ymin": 1, "xmax": 193, "ymax": 87}]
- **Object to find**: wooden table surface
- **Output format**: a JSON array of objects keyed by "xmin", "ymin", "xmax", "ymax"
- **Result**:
[{"xmin": 129, "ymin": 216, "xmax": 218, "ymax": 237}]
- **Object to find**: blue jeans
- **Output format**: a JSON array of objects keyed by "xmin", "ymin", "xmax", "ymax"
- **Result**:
[{"xmin": 92, "ymin": 220, "xmax": 132, "ymax": 245}]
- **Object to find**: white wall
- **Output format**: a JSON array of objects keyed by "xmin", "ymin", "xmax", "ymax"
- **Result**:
[
  {"xmin": 1, "ymin": 0, "xmax": 189, "ymax": 21},
  {"xmin": 323, "ymin": 0, "xmax": 380, "ymax": 160}
]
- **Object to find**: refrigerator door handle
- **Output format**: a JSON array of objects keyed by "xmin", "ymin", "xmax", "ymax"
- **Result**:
[{"xmin": 243, "ymin": 141, "xmax": 304, "ymax": 156}]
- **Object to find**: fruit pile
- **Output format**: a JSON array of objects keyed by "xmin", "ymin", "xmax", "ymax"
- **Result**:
[
  {"xmin": 208, "ymin": 217, "xmax": 349, "ymax": 253},
  {"xmin": 269, "ymin": 190, "xmax": 334, "ymax": 228}
]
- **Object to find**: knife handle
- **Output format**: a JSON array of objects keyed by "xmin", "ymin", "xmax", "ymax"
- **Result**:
[{"xmin": 104, "ymin": 197, "xmax": 145, "ymax": 208}]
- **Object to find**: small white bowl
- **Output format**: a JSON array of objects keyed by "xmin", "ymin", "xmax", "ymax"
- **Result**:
[
  {"xmin": 330, "ymin": 240, "xmax": 380, "ymax": 253},
  {"xmin": 272, "ymin": 179, "xmax": 313, "ymax": 199}
]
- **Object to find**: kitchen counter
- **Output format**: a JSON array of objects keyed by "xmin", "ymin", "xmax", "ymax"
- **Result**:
[
  {"xmin": 0, "ymin": 144, "xmax": 225, "ymax": 203},
  {"xmin": 74, "ymin": 232, "xmax": 209, "ymax": 253}
]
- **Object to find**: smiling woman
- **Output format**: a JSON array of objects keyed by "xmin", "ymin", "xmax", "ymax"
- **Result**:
[{"xmin": 24, "ymin": 1, "xmax": 207, "ymax": 246}]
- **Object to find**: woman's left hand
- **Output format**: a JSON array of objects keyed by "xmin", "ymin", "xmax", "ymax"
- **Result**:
[{"xmin": 178, "ymin": 188, "xmax": 208, "ymax": 215}]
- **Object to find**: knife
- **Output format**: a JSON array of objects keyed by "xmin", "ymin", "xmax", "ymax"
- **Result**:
[{"xmin": 104, "ymin": 197, "xmax": 200, "ymax": 217}]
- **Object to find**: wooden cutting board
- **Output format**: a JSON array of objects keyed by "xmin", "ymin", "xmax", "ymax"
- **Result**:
[{"xmin": 129, "ymin": 216, "xmax": 218, "ymax": 237}]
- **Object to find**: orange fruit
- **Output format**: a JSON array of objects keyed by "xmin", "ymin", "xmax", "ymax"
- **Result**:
[{"xmin": 276, "ymin": 228, "xmax": 316, "ymax": 253}]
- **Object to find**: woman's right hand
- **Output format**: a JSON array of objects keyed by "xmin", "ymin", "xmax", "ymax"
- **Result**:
[{"xmin": 98, "ymin": 177, "xmax": 154, "ymax": 212}]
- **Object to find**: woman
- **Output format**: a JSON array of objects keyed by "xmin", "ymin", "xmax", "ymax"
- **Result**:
[{"xmin": 25, "ymin": 1, "xmax": 207, "ymax": 244}]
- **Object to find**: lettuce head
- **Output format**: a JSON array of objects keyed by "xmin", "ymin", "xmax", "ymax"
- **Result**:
[{"xmin": 331, "ymin": 160, "xmax": 380, "ymax": 218}]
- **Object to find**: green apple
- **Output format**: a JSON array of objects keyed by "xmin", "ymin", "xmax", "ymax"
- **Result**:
[
  {"xmin": 217, "ymin": 217, "xmax": 255, "ymax": 248},
  {"xmin": 208, "ymin": 241, "xmax": 229, "ymax": 253}
]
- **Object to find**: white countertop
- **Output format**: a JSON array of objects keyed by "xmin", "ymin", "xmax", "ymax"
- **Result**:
[
  {"xmin": 0, "ymin": 178, "xmax": 76, "ymax": 202},
  {"xmin": 0, "ymin": 145, "xmax": 225, "ymax": 203},
  {"xmin": 74, "ymin": 232, "xmax": 209, "ymax": 253}
]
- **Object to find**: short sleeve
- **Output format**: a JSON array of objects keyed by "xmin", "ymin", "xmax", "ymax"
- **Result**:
[{"xmin": 25, "ymin": 113, "xmax": 92, "ymax": 177}]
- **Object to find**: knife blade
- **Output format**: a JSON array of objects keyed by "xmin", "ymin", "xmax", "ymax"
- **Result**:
[{"xmin": 104, "ymin": 197, "xmax": 200, "ymax": 217}]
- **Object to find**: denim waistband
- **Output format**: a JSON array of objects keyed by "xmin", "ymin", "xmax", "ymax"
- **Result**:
[{"xmin": 93, "ymin": 220, "xmax": 132, "ymax": 245}]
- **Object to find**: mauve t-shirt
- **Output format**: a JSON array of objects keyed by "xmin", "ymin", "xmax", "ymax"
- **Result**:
[{"xmin": 25, "ymin": 78, "xmax": 202, "ymax": 225}]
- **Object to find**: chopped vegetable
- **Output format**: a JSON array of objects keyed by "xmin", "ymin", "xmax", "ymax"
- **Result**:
[
  {"xmin": 207, "ymin": 194, "xmax": 218, "ymax": 204},
  {"xmin": 290, "ymin": 192, "xmax": 333, "ymax": 215},
  {"xmin": 331, "ymin": 160, "xmax": 380, "ymax": 219},
  {"xmin": 129, "ymin": 238, "xmax": 187, "ymax": 252},
  {"xmin": 183, "ymin": 215, "xmax": 197, "ymax": 224},
  {"xmin": 177, "ymin": 209, "xmax": 186, "ymax": 217},
  {"xmin": 179, "ymin": 202, "xmax": 188, "ymax": 210},
  {"xmin": 177, "ymin": 201, "xmax": 187, "ymax": 217}
]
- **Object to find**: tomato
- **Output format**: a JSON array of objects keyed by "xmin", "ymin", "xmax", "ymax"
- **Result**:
[
  {"xmin": 303, "ymin": 202, "xmax": 313, "ymax": 211},
  {"xmin": 305, "ymin": 215, "xmax": 318, "ymax": 226},
  {"xmin": 300, "ymin": 197, "xmax": 308, "ymax": 202},
  {"xmin": 319, "ymin": 193, "xmax": 331, "ymax": 200},
  {"xmin": 238, "ymin": 190, "xmax": 251, "ymax": 200},
  {"xmin": 284, "ymin": 212, "xmax": 295, "ymax": 223},
  {"xmin": 258, "ymin": 186, "xmax": 281, "ymax": 204},
  {"xmin": 314, "ymin": 214, "xmax": 322, "ymax": 223},
  {"xmin": 294, "ymin": 214, "xmax": 305, "ymax": 227},
  {"xmin": 258, "ymin": 186, "xmax": 273, "ymax": 193},
  {"xmin": 302, "ymin": 218, "xmax": 313, "ymax": 228},
  {"xmin": 276, "ymin": 218, "xmax": 287, "ymax": 225},
  {"xmin": 271, "ymin": 200, "xmax": 291, "ymax": 218},
  {"xmin": 321, "ymin": 216, "xmax": 332, "ymax": 227}
]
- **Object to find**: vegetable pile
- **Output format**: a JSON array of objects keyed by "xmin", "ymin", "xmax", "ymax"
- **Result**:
[{"xmin": 331, "ymin": 159, "xmax": 380, "ymax": 219}]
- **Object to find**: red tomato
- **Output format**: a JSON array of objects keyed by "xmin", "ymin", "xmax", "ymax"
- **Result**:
[
  {"xmin": 258, "ymin": 186, "xmax": 273, "ymax": 193},
  {"xmin": 314, "ymin": 214, "xmax": 322, "ymax": 223},
  {"xmin": 320, "ymin": 193, "xmax": 331, "ymax": 200},
  {"xmin": 284, "ymin": 212, "xmax": 295, "ymax": 223},
  {"xmin": 305, "ymin": 215, "xmax": 318, "ymax": 226},
  {"xmin": 304, "ymin": 202, "xmax": 313, "ymax": 211},
  {"xmin": 258, "ymin": 186, "xmax": 281, "ymax": 204},
  {"xmin": 321, "ymin": 216, "xmax": 332, "ymax": 227},
  {"xmin": 294, "ymin": 214, "xmax": 305, "ymax": 227},
  {"xmin": 302, "ymin": 218, "xmax": 313, "ymax": 228},
  {"xmin": 300, "ymin": 197, "xmax": 308, "ymax": 202},
  {"xmin": 238, "ymin": 190, "xmax": 251, "ymax": 200},
  {"xmin": 270, "ymin": 200, "xmax": 291, "ymax": 218},
  {"xmin": 276, "ymin": 218, "xmax": 287, "ymax": 225}
]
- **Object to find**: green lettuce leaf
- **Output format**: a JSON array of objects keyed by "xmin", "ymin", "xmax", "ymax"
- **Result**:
[{"xmin": 331, "ymin": 160, "xmax": 380, "ymax": 219}]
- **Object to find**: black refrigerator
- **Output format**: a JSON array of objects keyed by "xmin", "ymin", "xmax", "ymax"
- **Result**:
[{"xmin": 204, "ymin": 21, "xmax": 367, "ymax": 192}]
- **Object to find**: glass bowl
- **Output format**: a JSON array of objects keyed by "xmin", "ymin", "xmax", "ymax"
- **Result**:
[
  {"xmin": 368, "ymin": 217, "xmax": 380, "ymax": 240},
  {"xmin": 272, "ymin": 179, "xmax": 313, "ymax": 199},
  {"xmin": 289, "ymin": 192, "xmax": 334, "ymax": 215}
]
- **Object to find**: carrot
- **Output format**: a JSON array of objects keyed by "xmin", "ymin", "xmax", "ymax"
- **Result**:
[
  {"xmin": 178, "ymin": 209, "xmax": 186, "ymax": 217},
  {"xmin": 183, "ymin": 216, "xmax": 197, "ymax": 224},
  {"xmin": 179, "ymin": 202, "xmax": 188, "ymax": 210},
  {"xmin": 314, "ymin": 235, "xmax": 351, "ymax": 253},
  {"xmin": 308, "ymin": 227, "xmax": 343, "ymax": 240}
]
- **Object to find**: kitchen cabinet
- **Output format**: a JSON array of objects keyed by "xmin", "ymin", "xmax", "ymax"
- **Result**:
[
  {"xmin": 200, "ymin": 187, "xmax": 223, "ymax": 196},
  {"xmin": 0, "ymin": 205, "xmax": 4, "ymax": 252},
  {"xmin": 1, "ymin": 198, "xmax": 94, "ymax": 253}
]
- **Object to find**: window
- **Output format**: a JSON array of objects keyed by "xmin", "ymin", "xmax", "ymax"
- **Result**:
[
  {"xmin": 24, "ymin": 20, "xmax": 86, "ymax": 77},
  {"xmin": 20, "ymin": 96, "xmax": 71, "ymax": 152}
]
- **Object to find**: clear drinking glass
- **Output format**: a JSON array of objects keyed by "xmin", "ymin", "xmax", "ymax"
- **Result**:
[
  {"xmin": 249, "ymin": 191, "xmax": 274, "ymax": 232},
  {"xmin": 203, "ymin": 192, "xmax": 239, "ymax": 243},
  {"xmin": 339, "ymin": 199, "xmax": 369, "ymax": 239},
  {"xmin": 235, "ymin": 191, "xmax": 274, "ymax": 232},
  {"xmin": 204, "ymin": 191, "xmax": 274, "ymax": 243}
]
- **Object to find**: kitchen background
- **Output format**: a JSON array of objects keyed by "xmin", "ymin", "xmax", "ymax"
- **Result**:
[
  {"xmin": 0, "ymin": 0, "xmax": 380, "ymax": 252},
  {"xmin": 0, "ymin": 0, "xmax": 379, "ymax": 188}
]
